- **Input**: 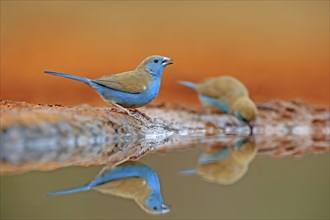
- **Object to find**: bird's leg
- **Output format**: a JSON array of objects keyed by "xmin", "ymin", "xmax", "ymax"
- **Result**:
[
  {"xmin": 129, "ymin": 108, "xmax": 152, "ymax": 121},
  {"xmin": 112, "ymin": 103, "xmax": 146, "ymax": 121},
  {"xmin": 110, "ymin": 103, "xmax": 152, "ymax": 122},
  {"xmin": 111, "ymin": 103, "xmax": 134, "ymax": 116}
]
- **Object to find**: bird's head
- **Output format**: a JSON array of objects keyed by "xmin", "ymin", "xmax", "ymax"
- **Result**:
[
  {"xmin": 232, "ymin": 97, "xmax": 258, "ymax": 123},
  {"xmin": 140, "ymin": 192, "xmax": 170, "ymax": 215},
  {"xmin": 137, "ymin": 55, "xmax": 173, "ymax": 79},
  {"xmin": 232, "ymin": 138, "xmax": 257, "ymax": 165}
]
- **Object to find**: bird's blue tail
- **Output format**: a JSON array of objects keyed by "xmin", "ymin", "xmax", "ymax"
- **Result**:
[
  {"xmin": 47, "ymin": 185, "xmax": 92, "ymax": 197},
  {"xmin": 44, "ymin": 71, "xmax": 91, "ymax": 85},
  {"xmin": 179, "ymin": 81, "xmax": 197, "ymax": 90}
]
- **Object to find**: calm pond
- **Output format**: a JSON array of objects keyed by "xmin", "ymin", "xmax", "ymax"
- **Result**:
[{"xmin": 1, "ymin": 136, "xmax": 329, "ymax": 219}]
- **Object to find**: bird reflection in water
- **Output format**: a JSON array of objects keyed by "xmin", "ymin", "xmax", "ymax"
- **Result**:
[
  {"xmin": 181, "ymin": 138, "xmax": 257, "ymax": 185},
  {"xmin": 48, "ymin": 161, "xmax": 170, "ymax": 215}
]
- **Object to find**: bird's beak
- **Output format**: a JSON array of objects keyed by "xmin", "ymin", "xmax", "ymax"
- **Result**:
[
  {"xmin": 161, "ymin": 204, "xmax": 170, "ymax": 214},
  {"xmin": 162, "ymin": 57, "xmax": 173, "ymax": 66},
  {"xmin": 248, "ymin": 122, "xmax": 255, "ymax": 135}
]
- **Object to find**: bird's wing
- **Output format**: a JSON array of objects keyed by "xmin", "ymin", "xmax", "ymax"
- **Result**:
[
  {"xmin": 197, "ymin": 76, "xmax": 248, "ymax": 100},
  {"xmin": 94, "ymin": 178, "xmax": 147, "ymax": 199},
  {"xmin": 93, "ymin": 70, "xmax": 151, "ymax": 94}
]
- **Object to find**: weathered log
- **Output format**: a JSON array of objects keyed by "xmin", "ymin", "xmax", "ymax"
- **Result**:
[{"xmin": 0, "ymin": 99, "xmax": 329, "ymax": 174}]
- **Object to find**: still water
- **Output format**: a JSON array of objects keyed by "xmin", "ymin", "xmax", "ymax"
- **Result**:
[{"xmin": 1, "ymin": 137, "xmax": 329, "ymax": 219}]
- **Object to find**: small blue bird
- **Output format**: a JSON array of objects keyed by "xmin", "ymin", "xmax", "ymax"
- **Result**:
[
  {"xmin": 179, "ymin": 76, "xmax": 258, "ymax": 125},
  {"xmin": 48, "ymin": 161, "xmax": 170, "ymax": 215},
  {"xmin": 180, "ymin": 138, "xmax": 257, "ymax": 185},
  {"xmin": 45, "ymin": 55, "xmax": 173, "ymax": 116}
]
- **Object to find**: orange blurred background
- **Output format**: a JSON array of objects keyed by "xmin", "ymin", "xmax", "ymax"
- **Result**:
[{"xmin": 1, "ymin": 1, "xmax": 329, "ymax": 107}]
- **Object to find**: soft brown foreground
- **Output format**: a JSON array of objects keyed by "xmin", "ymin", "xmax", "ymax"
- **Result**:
[{"xmin": 0, "ymin": 99, "xmax": 329, "ymax": 174}]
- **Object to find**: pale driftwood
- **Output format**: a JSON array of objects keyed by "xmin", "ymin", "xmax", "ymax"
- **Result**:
[{"xmin": 0, "ymin": 99, "xmax": 329, "ymax": 174}]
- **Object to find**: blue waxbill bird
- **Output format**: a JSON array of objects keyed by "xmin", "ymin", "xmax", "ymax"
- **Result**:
[
  {"xmin": 45, "ymin": 55, "xmax": 173, "ymax": 116},
  {"xmin": 179, "ymin": 76, "xmax": 258, "ymax": 124},
  {"xmin": 180, "ymin": 138, "xmax": 257, "ymax": 185},
  {"xmin": 48, "ymin": 161, "xmax": 170, "ymax": 215}
]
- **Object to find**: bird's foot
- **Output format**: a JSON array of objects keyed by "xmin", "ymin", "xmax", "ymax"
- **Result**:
[
  {"xmin": 111, "ymin": 109, "xmax": 143, "ymax": 125},
  {"xmin": 109, "ymin": 103, "xmax": 152, "ymax": 123},
  {"xmin": 129, "ymin": 109, "xmax": 169, "ymax": 129},
  {"xmin": 129, "ymin": 109, "xmax": 152, "ymax": 121},
  {"xmin": 109, "ymin": 103, "xmax": 169, "ymax": 128},
  {"xmin": 110, "ymin": 103, "xmax": 132, "ymax": 115}
]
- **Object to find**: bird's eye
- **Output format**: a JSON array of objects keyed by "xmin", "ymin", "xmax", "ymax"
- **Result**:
[
  {"xmin": 154, "ymin": 59, "xmax": 159, "ymax": 63},
  {"xmin": 153, "ymin": 206, "xmax": 158, "ymax": 211}
]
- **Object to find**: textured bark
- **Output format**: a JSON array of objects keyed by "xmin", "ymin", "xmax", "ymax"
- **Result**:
[{"xmin": 0, "ymin": 99, "xmax": 329, "ymax": 174}]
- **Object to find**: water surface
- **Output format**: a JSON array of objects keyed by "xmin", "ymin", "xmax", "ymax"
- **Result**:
[{"xmin": 1, "ymin": 138, "xmax": 329, "ymax": 219}]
